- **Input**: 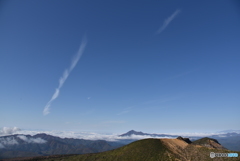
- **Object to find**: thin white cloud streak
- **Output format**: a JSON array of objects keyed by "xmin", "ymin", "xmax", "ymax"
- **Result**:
[
  {"xmin": 43, "ymin": 38, "xmax": 87, "ymax": 115},
  {"xmin": 164, "ymin": 68, "xmax": 202, "ymax": 82},
  {"xmin": 117, "ymin": 106, "xmax": 133, "ymax": 115},
  {"xmin": 156, "ymin": 9, "xmax": 181, "ymax": 34},
  {"xmin": 117, "ymin": 110, "xmax": 129, "ymax": 115},
  {"xmin": 79, "ymin": 109, "xmax": 95, "ymax": 116},
  {"xmin": 102, "ymin": 121, "xmax": 125, "ymax": 124}
]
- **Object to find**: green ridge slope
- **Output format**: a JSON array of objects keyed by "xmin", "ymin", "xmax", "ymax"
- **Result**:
[{"xmin": 37, "ymin": 139, "xmax": 170, "ymax": 161}]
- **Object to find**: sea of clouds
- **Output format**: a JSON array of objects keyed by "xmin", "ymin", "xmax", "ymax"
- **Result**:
[
  {"xmin": 0, "ymin": 127, "xmax": 174, "ymax": 141},
  {"xmin": 0, "ymin": 127, "xmax": 167, "ymax": 142},
  {"xmin": 0, "ymin": 136, "xmax": 46, "ymax": 148},
  {"xmin": 0, "ymin": 137, "xmax": 18, "ymax": 148},
  {"xmin": 1, "ymin": 127, "xmax": 239, "ymax": 143},
  {"xmin": 17, "ymin": 135, "xmax": 47, "ymax": 144},
  {"xmin": 0, "ymin": 127, "xmax": 21, "ymax": 135}
]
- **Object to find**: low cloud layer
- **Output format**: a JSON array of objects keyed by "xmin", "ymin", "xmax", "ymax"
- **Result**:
[
  {"xmin": 0, "ymin": 143, "xmax": 4, "ymax": 148},
  {"xmin": 1, "ymin": 127, "xmax": 238, "ymax": 143},
  {"xmin": 0, "ymin": 137, "xmax": 18, "ymax": 148},
  {"xmin": 0, "ymin": 127, "xmax": 21, "ymax": 136},
  {"xmin": 43, "ymin": 38, "xmax": 87, "ymax": 115},
  {"xmin": 17, "ymin": 135, "xmax": 47, "ymax": 144},
  {"xmin": 0, "ymin": 135, "xmax": 46, "ymax": 148}
]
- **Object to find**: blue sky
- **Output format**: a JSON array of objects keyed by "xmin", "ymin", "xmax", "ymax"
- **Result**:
[{"xmin": 0, "ymin": 0, "xmax": 240, "ymax": 134}]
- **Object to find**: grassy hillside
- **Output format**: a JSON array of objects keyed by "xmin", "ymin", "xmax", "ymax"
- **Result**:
[
  {"xmin": 191, "ymin": 137, "xmax": 227, "ymax": 150},
  {"xmin": 43, "ymin": 138, "xmax": 240, "ymax": 161},
  {"xmin": 58, "ymin": 139, "xmax": 171, "ymax": 161},
  {"xmin": 192, "ymin": 137, "xmax": 220, "ymax": 145}
]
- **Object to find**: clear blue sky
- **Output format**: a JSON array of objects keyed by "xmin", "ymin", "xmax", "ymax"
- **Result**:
[{"xmin": 0, "ymin": 0, "xmax": 239, "ymax": 133}]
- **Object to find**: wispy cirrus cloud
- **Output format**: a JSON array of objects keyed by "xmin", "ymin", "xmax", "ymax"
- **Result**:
[
  {"xmin": 117, "ymin": 106, "xmax": 133, "ymax": 115},
  {"xmin": 102, "ymin": 120, "xmax": 126, "ymax": 124},
  {"xmin": 156, "ymin": 9, "xmax": 181, "ymax": 34},
  {"xmin": 143, "ymin": 95, "xmax": 182, "ymax": 105},
  {"xmin": 163, "ymin": 68, "xmax": 202, "ymax": 82},
  {"xmin": 43, "ymin": 37, "xmax": 87, "ymax": 115},
  {"xmin": 117, "ymin": 110, "xmax": 129, "ymax": 115}
]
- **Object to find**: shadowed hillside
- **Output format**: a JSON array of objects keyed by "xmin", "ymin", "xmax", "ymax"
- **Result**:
[{"xmin": 191, "ymin": 137, "xmax": 227, "ymax": 150}]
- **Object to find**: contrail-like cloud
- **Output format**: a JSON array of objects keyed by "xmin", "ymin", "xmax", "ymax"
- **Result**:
[
  {"xmin": 156, "ymin": 9, "xmax": 181, "ymax": 34},
  {"xmin": 43, "ymin": 38, "xmax": 87, "ymax": 115}
]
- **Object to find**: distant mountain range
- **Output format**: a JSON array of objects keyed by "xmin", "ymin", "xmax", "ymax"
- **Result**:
[
  {"xmin": 3, "ymin": 137, "xmax": 239, "ymax": 161},
  {"xmin": 0, "ymin": 133, "xmax": 123, "ymax": 159},
  {"xmin": 0, "ymin": 130, "xmax": 239, "ymax": 159}
]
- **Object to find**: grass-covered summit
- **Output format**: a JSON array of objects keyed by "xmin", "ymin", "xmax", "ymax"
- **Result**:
[{"xmin": 192, "ymin": 137, "xmax": 227, "ymax": 150}]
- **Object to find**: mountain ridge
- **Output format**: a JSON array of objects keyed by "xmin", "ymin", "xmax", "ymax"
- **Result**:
[
  {"xmin": 0, "ymin": 133, "xmax": 123, "ymax": 159},
  {"xmin": 6, "ymin": 137, "xmax": 239, "ymax": 161},
  {"xmin": 0, "ymin": 130, "xmax": 239, "ymax": 159}
]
